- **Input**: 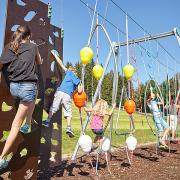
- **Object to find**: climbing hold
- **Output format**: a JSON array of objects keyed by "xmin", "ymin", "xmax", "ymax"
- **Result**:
[
  {"xmin": 93, "ymin": 64, "xmax": 104, "ymax": 80},
  {"xmin": 73, "ymin": 91, "xmax": 87, "ymax": 109},
  {"xmin": 123, "ymin": 64, "xmax": 134, "ymax": 80},
  {"xmin": 126, "ymin": 136, "xmax": 137, "ymax": 151},
  {"xmin": 78, "ymin": 135, "xmax": 92, "ymax": 153},
  {"xmin": 124, "ymin": 100, "xmax": 135, "ymax": 114},
  {"xmin": 80, "ymin": 47, "xmax": 94, "ymax": 65}
]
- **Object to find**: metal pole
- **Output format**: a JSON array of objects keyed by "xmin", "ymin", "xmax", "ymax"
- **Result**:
[
  {"xmin": 71, "ymin": 47, "xmax": 113, "ymax": 160},
  {"xmin": 118, "ymin": 31, "xmax": 175, "ymax": 47}
]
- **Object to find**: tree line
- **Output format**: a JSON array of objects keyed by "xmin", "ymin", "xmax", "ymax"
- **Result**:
[{"xmin": 66, "ymin": 60, "xmax": 179, "ymax": 112}]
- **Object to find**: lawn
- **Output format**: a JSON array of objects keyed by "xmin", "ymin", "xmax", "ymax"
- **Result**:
[
  {"xmin": 59, "ymin": 103, "xmax": 157, "ymax": 155},
  {"xmin": 2, "ymin": 102, "xmax": 179, "ymax": 156}
]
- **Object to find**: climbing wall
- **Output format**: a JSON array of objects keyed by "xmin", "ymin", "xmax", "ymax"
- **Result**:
[{"xmin": 0, "ymin": 0, "xmax": 63, "ymax": 179}]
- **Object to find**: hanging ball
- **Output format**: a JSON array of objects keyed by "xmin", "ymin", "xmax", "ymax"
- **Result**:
[
  {"xmin": 80, "ymin": 47, "xmax": 94, "ymax": 65},
  {"xmin": 102, "ymin": 137, "xmax": 110, "ymax": 152},
  {"xmin": 124, "ymin": 100, "xmax": 135, "ymax": 114},
  {"xmin": 78, "ymin": 135, "xmax": 92, "ymax": 153},
  {"xmin": 126, "ymin": 136, "xmax": 137, "ymax": 151},
  {"xmin": 123, "ymin": 64, "xmax": 135, "ymax": 80},
  {"xmin": 73, "ymin": 91, "xmax": 87, "ymax": 109},
  {"xmin": 93, "ymin": 64, "xmax": 104, "ymax": 80}
]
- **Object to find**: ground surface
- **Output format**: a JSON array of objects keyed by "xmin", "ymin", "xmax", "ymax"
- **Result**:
[{"xmin": 38, "ymin": 143, "xmax": 180, "ymax": 180}]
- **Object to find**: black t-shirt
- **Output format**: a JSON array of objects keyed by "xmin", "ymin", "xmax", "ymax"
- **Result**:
[{"xmin": 0, "ymin": 42, "xmax": 38, "ymax": 82}]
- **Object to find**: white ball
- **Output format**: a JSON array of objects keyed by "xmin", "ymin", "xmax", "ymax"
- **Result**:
[
  {"xmin": 78, "ymin": 135, "xmax": 92, "ymax": 153},
  {"xmin": 102, "ymin": 137, "xmax": 110, "ymax": 152},
  {"xmin": 126, "ymin": 136, "xmax": 137, "ymax": 151}
]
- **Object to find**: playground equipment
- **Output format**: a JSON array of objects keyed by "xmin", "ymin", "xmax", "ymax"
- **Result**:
[
  {"xmin": 1, "ymin": 0, "xmax": 180, "ymax": 178},
  {"xmin": 0, "ymin": 0, "xmax": 63, "ymax": 179},
  {"xmin": 124, "ymin": 99, "xmax": 136, "ymax": 115},
  {"xmin": 80, "ymin": 47, "xmax": 94, "ymax": 65},
  {"xmin": 78, "ymin": 135, "xmax": 92, "ymax": 153},
  {"xmin": 73, "ymin": 91, "xmax": 87, "ymax": 109},
  {"xmin": 93, "ymin": 64, "xmax": 104, "ymax": 80},
  {"xmin": 123, "ymin": 64, "xmax": 135, "ymax": 80},
  {"xmin": 126, "ymin": 136, "xmax": 137, "ymax": 151}
]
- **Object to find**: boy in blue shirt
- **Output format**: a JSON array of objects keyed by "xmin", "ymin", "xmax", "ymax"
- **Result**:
[{"xmin": 43, "ymin": 51, "xmax": 82, "ymax": 137}]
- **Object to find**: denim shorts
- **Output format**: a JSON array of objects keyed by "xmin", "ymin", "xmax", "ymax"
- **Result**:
[
  {"xmin": 10, "ymin": 82, "xmax": 37, "ymax": 102},
  {"xmin": 92, "ymin": 129, "xmax": 104, "ymax": 137},
  {"xmin": 153, "ymin": 115, "xmax": 169, "ymax": 132}
]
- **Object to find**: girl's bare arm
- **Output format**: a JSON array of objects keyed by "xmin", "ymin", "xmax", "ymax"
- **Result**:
[{"xmin": 105, "ymin": 103, "xmax": 116, "ymax": 116}]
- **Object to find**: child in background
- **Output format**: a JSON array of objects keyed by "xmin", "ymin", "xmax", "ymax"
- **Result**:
[
  {"xmin": 147, "ymin": 88, "xmax": 170, "ymax": 147},
  {"xmin": 43, "ymin": 51, "xmax": 82, "ymax": 138},
  {"xmin": 167, "ymin": 95, "xmax": 180, "ymax": 141},
  {"xmin": 84, "ymin": 99, "xmax": 116, "ymax": 149}
]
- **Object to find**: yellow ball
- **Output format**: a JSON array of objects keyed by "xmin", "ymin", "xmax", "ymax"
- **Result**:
[
  {"xmin": 93, "ymin": 64, "xmax": 104, "ymax": 80},
  {"xmin": 123, "ymin": 64, "xmax": 134, "ymax": 80},
  {"xmin": 80, "ymin": 47, "xmax": 94, "ymax": 65}
]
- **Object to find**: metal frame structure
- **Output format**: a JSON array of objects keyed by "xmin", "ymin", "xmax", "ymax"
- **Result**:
[
  {"xmin": 117, "ymin": 27, "xmax": 180, "ymax": 47},
  {"xmin": 72, "ymin": 24, "xmax": 119, "ymax": 160}
]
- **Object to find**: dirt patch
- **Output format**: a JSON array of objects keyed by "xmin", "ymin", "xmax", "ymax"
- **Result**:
[{"xmin": 38, "ymin": 143, "xmax": 180, "ymax": 180}]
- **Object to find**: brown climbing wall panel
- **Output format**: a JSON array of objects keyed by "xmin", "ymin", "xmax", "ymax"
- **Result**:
[{"xmin": 0, "ymin": 0, "xmax": 63, "ymax": 179}]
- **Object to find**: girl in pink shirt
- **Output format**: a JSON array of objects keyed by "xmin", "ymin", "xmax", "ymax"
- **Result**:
[{"xmin": 84, "ymin": 99, "xmax": 116, "ymax": 148}]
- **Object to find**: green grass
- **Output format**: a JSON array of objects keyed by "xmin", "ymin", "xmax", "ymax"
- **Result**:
[
  {"xmin": 59, "ymin": 103, "xmax": 157, "ymax": 155},
  {"xmin": 3, "ymin": 103, "xmax": 179, "ymax": 157}
]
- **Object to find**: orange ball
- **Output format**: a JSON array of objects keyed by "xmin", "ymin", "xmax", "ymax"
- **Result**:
[
  {"xmin": 124, "ymin": 100, "xmax": 135, "ymax": 114},
  {"xmin": 73, "ymin": 91, "xmax": 87, "ymax": 108}
]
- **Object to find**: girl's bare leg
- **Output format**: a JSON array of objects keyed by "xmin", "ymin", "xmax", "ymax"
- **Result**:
[{"xmin": 0, "ymin": 101, "xmax": 34, "ymax": 159}]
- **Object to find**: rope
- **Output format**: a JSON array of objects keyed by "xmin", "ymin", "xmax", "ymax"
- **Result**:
[
  {"xmin": 96, "ymin": 14, "xmax": 99, "ymax": 64},
  {"xmin": 102, "ymin": 0, "xmax": 109, "ymax": 27},
  {"xmin": 79, "ymin": 108, "xmax": 84, "ymax": 134}
]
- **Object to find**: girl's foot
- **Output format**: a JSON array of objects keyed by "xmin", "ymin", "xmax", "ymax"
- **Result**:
[
  {"xmin": 42, "ymin": 120, "xmax": 50, "ymax": 128},
  {"xmin": 0, "ymin": 159, "xmax": 8, "ymax": 170},
  {"xmin": 159, "ymin": 139, "xmax": 168, "ymax": 147},
  {"xmin": 20, "ymin": 124, "xmax": 30, "ymax": 134}
]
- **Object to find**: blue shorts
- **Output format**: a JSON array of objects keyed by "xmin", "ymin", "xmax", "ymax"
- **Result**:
[
  {"xmin": 92, "ymin": 129, "xmax": 104, "ymax": 137},
  {"xmin": 10, "ymin": 82, "xmax": 37, "ymax": 102},
  {"xmin": 153, "ymin": 115, "xmax": 169, "ymax": 132}
]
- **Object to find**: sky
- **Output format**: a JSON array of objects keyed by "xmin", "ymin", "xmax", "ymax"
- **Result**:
[{"xmin": 0, "ymin": 0, "xmax": 180, "ymax": 85}]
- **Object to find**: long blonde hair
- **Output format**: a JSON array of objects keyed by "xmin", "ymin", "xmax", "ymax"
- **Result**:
[{"xmin": 92, "ymin": 99, "xmax": 109, "ymax": 116}]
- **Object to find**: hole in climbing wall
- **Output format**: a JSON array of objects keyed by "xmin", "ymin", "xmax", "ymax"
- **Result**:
[
  {"xmin": 51, "ymin": 76, "xmax": 59, "ymax": 84},
  {"xmin": 11, "ymin": 24, "xmax": 20, "ymax": 32},
  {"xmin": 51, "ymin": 138, "xmax": 58, "ymax": 146},
  {"xmin": 35, "ymin": 98, "xmax": 41, "ymax": 105},
  {"xmin": 0, "ymin": 131, "xmax": 10, "ymax": 142},
  {"xmin": 17, "ymin": 0, "xmax": 26, "ymax": 6},
  {"xmin": 38, "ymin": 160, "xmax": 41, "ymax": 164},
  {"xmin": 50, "ymin": 61, "xmax": 55, "ymax": 72},
  {"xmin": 44, "ymin": 88, "xmax": 54, "ymax": 97},
  {"xmin": 35, "ymin": 38, "xmax": 46, "ymax": 46},
  {"xmin": 24, "ymin": 11, "xmax": 37, "ymax": 22},
  {"xmin": 39, "ymin": 18, "xmax": 46, "ymax": 26},
  {"xmin": 53, "ymin": 123, "xmax": 58, "ymax": 130},
  {"xmin": 24, "ymin": 169, "xmax": 34, "ymax": 180},
  {"xmin": 51, "ymin": 49, "xmax": 60, "ymax": 57},
  {"xmin": 20, "ymin": 148, "xmax": 28, "ymax": 157},
  {"xmin": 49, "ymin": 36, "xmax": 54, "ymax": 45},
  {"xmin": 49, "ymin": 152, "xmax": 57, "ymax": 162},
  {"xmin": 40, "ymin": 137, "xmax": 46, "ymax": 144},
  {"xmin": 1, "ymin": 102, "xmax": 13, "ymax": 112},
  {"xmin": 6, "ymin": 152, "xmax": 13, "ymax": 161},
  {"xmin": 53, "ymin": 31, "xmax": 59, "ymax": 38}
]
